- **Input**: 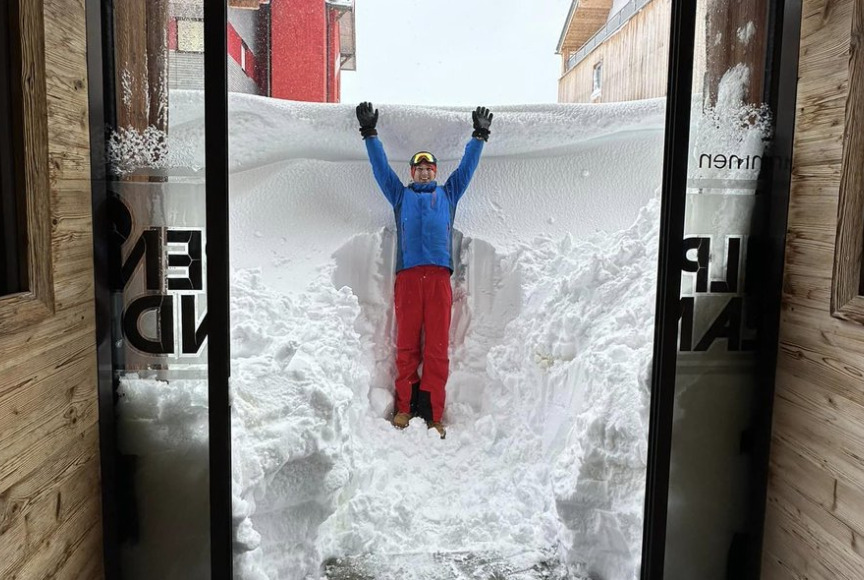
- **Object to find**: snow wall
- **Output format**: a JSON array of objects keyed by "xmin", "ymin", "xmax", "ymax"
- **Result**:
[{"xmin": 115, "ymin": 94, "xmax": 667, "ymax": 580}]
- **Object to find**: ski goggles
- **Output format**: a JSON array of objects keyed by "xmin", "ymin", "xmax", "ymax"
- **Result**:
[{"xmin": 409, "ymin": 151, "xmax": 438, "ymax": 166}]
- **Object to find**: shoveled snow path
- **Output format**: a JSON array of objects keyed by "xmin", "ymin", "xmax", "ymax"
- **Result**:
[
  {"xmin": 229, "ymin": 193, "xmax": 658, "ymax": 580},
  {"xmin": 309, "ymin": 230, "xmax": 567, "ymax": 579}
]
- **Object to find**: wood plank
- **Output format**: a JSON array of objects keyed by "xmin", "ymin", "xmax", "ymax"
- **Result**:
[
  {"xmin": 44, "ymin": 53, "xmax": 91, "ymax": 185},
  {"xmin": 771, "ymin": 392, "xmax": 864, "ymax": 502},
  {"xmin": 775, "ymin": 367, "xmax": 864, "ymax": 458},
  {"xmin": 0, "ymin": 425, "xmax": 100, "ymax": 578},
  {"xmin": 763, "ymin": 493, "xmax": 859, "ymax": 579},
  {"xmin": 790, "ymin": 160, "xmax": 842, "ymax": 180},
  {"xmin": 705, "ymin": 0, "xmax": 770, "ymax": 106},
  {"xmin": 35, "ymin": 520, "xmax": 104, "ymax": 580},
  {"xmin": 0, "ymin": 390, "xmax": 98, "ymax": 495},
  {"xmin": 799, "ymin": 0, "xmax": 855, "ymax": 41},
  {"xmin": 0, "ymin": 303, "xmax": 98, "ymax": 371},
  {"xmin": 0, "ymin": 320, "xmax": 95, "ymax": 403},
  {"xmin": 778, "ymin": 298, "xmax": 864, "ymax": 353},
  {"xmin": 230, "ymin": 0, "xmax": 265, "ymax": 9},
  {"xmin": 113, "ymin": 0, "xmax": 150, "ymax": 130},
  {"xmin": 762, "ymin": 500, "xmax": 834, "ymax": 579},
  {"xmin": 50, "ymin": 270, "xmax": 95, "ymax": 313},
  {"xmin": 768, "ymin": 477, "xmax": 864, "ymax": 577},
  {"xmin": 52, "ymin": 179, "xmax": 93, "ymax": 218},
  {"xmin": 770, "ymin": 437, "xmax": 864, "ymax": 542},
  {"xmin": 8, "ymin": 495, "xmax": 101, "ymax": 580},
  {"xmin": 787, "ymin": 173, "xmax": 848, "ymax": 197},
  {"xmin": 781, "ymin": 270, "xmax": 832, "ymax": 311},
  {"xmin": 798, "ymin": 21, "xmax": 851, "ymax": 78},
  {"xmin": 776, "ymin": 341, "xmax": 864, "ymax": 413},
  {"xmin": 52, "ymin": 223, "xmax": 94, "ymax": 262},
  {"xmin": 784, "ymin": 236, "xmax": 836, "ymax": 278},
  {"xmin": 787, "ymin": 198, "xmax": 839, "ymax": 233}
]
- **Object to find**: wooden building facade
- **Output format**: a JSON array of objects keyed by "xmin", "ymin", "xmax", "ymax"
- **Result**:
[
  {"xmin": 557, "ymin": 0, "xmax": 707, "ymax": 103},
  {"xmin": 0, "ymin": 0, "xmax": 104, "ymax": 578},
  {"xmin": 761, "ymin": 0, "xmax": 864, "ymax": 577}
]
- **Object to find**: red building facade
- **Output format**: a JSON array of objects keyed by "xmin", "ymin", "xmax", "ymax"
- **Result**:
[
  {"xmin": 270, "ymin": 0, "xmax": 355, "ymax": 102},
  {"xmin": 169, "ymin": 0, "xmax": 356, "ymax": 102}
]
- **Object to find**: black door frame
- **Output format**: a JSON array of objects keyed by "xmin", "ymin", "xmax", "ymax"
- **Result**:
[
  {"xmin": 86, "ymin": 0, "xmax": 119, "ymax": 576},
  {"xmin": 203, "ymin": 0, "xmax": 233, "ymax": 577},
  {"xmin": 640, "ymin": 0, "xmax": 697, "ymax": 576}
]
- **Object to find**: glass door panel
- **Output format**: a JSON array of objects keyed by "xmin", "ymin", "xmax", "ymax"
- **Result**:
[
  {"xmin": 663, "ymin": 1, "xmax": 781, "ymax": 578},
  {"xmin": 101, "ymin": 1, "xmax": 211, "ymax": 577}
]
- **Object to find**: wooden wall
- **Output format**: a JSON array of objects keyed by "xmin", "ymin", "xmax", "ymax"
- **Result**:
[
  {"xmin": 0, "ymin": 0, "xmax": 103, "ymax": 578},
  {"xmin": 558, "ymin": 0, "xmax": 707, "ymax": 103},
  {"xmin": 761, "ymin": 0, "xmax": 864, "ymax": 578},
  {"xmin": 559, "ymin": 0, "xmax": 671, "ymax": 102}
]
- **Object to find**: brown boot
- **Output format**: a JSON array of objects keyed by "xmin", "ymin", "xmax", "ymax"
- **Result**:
[
  {"xmin": 428, "ymin": 421, "xmax": 446, "ymax": 439},
  {"xmin": 392, "ymin": 412, "xmax": 411, "ymax": 429}
]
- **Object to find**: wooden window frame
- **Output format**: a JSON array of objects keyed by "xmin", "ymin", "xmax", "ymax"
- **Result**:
[
  {"xmin": 0, "ymin": 0, "xmax": 54, "ymax": 333},
  {"xmin": 592, "ymin": 61, "xmax": 603, "ymax": 99},
  {"xmin": 831, "ymin": 0, "xmax": 864, "ymax": 323},
  {"xmin": 0, "ymin": 0, "xmax": 21, "ymax": 296}
]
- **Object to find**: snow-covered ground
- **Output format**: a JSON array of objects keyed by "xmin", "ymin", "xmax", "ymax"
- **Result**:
[
  {"xmin": 115, "ymin": 95, "xmax": 667, "ymax": 580},
  {"xmin": 228, "ymin": 98, "xmax": 664, "ymax": 580}
]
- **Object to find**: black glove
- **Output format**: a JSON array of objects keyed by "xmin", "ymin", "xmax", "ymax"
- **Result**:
[
  {"xmin": 356, "ymin": 102, "xmax": 379, "ymax": 139},
  {"xmin": 472, "ymin": 106, "xmax": 493, "ymax": 141}
]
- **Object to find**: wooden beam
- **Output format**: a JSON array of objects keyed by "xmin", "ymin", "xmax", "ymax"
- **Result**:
[
  {"xmin": 229, "ymin": 0, "xmax": 263, "ymax": 9},
  {"xmin": 703, "ymin": 0, "xmax": 770, "ymax": 105},
  {"xmin": 831, "ymin": 0, "xmax": 864, "ymax": 322}
]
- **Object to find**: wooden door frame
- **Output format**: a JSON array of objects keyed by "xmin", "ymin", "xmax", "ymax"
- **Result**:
[{"xmin": 830, "ymin": 0, "xmax": 864, "ymax": 323}]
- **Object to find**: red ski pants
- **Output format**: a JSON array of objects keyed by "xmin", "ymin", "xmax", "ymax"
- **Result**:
[{"xmin": 393, "ymin": 265, "xmax": 452, "ymax": 422}]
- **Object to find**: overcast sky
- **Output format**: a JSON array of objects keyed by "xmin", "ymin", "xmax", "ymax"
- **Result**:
[{"xmin": 340, "ymin": 0, "xmax": 574, "ymax": 106}]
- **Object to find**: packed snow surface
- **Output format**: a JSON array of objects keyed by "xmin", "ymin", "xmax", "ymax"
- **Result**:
[{"xmin": 116, "ymin": 94, "xmax": 667, "ymax": 580}]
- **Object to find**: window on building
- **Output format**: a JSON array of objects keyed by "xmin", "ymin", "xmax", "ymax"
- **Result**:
[
  {"xmin": 592, "ymin": 62, "xmax": 602, "ymax": 98},
  {"xmin": 0, "ymin": 0, "xmax": 24, "ymax": 296},
  {"xmin": 177, "ymin": 19, "xmax": 205, "ymax": 53}
]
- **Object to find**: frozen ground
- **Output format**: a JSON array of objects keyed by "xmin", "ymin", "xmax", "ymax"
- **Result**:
[{"xmin": 116, "ymin": 95, "xmax": 667, "ymax": 580}]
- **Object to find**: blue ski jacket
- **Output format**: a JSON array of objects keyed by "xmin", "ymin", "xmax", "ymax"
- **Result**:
[{"xmin": 364, "ymin": 136, "xmax": 484, "ymax": 273}]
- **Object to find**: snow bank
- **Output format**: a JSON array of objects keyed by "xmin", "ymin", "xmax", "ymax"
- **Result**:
[
  {"xmin": 115, "ymin": 376, "xmax": 210, "ymax": 579},
  {"xmin": 230, "ymin": 196, "xmax": 659, "ymax": 580},
  {"xmin": 115, "ymin": 94, "xmax": 667, "ymax": 580},
  {"xmin": 220, "ymin": 95, "xmax": 666, "ymax": 294}
]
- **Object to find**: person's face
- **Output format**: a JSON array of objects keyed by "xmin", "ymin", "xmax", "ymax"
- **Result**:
[{"xmin": 413, "ymin": 162, "xmax": 437, "ymax": 184}]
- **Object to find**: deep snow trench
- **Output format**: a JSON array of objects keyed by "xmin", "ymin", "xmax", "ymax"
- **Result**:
[{"xmin": 115, "ymin": 96, "xmax": 666, "ymax": 580}]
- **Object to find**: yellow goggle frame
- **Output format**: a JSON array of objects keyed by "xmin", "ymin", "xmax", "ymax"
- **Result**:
[{"xmin": 410, "ymin": 151, "xmax": 438, "ymax": 166}]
